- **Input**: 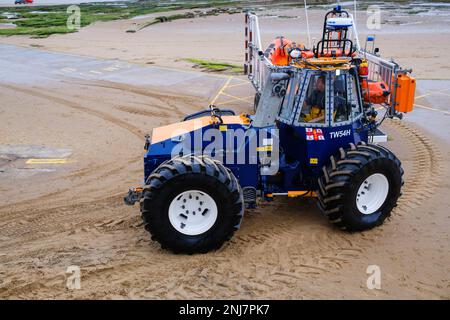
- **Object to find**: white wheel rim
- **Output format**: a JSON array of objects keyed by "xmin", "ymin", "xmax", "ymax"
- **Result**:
[
  {"xmin": 356, "ymin": 173, "xmax": 389, "ymax": 215},
  {"xmin": 168, "ymin": 190, "xmax": 218, "ymax": 236}
]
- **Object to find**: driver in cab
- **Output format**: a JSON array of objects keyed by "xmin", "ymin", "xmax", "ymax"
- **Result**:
[{"xmin": 301, "ymin": 76, "xmax": 326, "ymax": 123}]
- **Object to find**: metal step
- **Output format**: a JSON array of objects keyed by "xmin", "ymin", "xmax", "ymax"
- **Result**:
[{"xmin": 371, "ymin": 128, "xmax": 388, "ymax": 143}]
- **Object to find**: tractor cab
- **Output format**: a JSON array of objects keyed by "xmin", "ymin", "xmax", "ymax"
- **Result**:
[
  {"xmin": 250, "ymin": 60, "xmax": 367, "ymax": 194},
  {"xmin": 274, "ymin": 66, "xmax": 366, "ymax": 167}
]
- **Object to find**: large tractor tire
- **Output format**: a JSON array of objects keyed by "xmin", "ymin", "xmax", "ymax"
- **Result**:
[
  {"xmin": 317, "ymin": 142, "xmax": 404, "ymax": 231},
  {"xmin": 140, "ymin": 155, "xmax": 244, "ymax": 254}
]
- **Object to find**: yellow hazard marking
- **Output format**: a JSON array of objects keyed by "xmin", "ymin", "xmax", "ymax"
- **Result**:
[
  {"xmin": 61, "ymin": 67, "xmax": 76, "ymax": 72},
  {"xmin": 221, "ymin": 92, "xmax": 254, "ymax": 103},
  {"xmin": 433, "ymin": 91, "xmax": 450, "ymax": 98},
  {"xmin": 226, "ymin": 81, "xmax": 251, "ymax": 89},
  {"xmin": 414, "ymin": 103, "xmax": 450, "ymax": 115},
  {"xmin": 215, "ymin": 97, "xmax": 254, "ymax": 106},
  {"xmin": 219, "ymin": 125, "xmax": 227, "ymax": 132},
  {"xmin": 210, "ymin": 77, "xmax": 233, "ymax": 105},
  {"xmin": 26, "ymin": 158, "xmax": 69, "ymax": 164},
  {"xmin": 310, "ymin": 158, "xmax": 318, "ymax": 164},
  {"xmin": 256, "ymin": 146, "xmax": 272, "ymax": 152},
  {"xmin": 415, "ymin": 87, "xmax": 450, "ymax": 100},
  {"xmin": 103, "ymin": 66, "xmax": 118, "ymax": 72}
]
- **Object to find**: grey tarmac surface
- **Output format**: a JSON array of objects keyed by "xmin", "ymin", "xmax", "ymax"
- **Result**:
[{"xmin": 0, "ymin": 44, "xmax": 228, "ymax": 99}]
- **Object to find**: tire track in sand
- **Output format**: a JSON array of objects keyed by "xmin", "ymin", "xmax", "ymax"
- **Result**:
[
  {"xmin": 144, "ymin": 119, "xmax": 443, "ymax": 299},
  {"xmin": 0, "ymin": 84, "xmax": 144, "ymax": 139},
  {"xmin": 0, "ymin": 84, "xmax": 144, "ymax": 244},
  {"xmin": 0, "ymin": 111, "xmax": 443, "ymax": 298},
  {"xmin": 38, "ymin": 119, "xmax": 443, "ymax": 299}
]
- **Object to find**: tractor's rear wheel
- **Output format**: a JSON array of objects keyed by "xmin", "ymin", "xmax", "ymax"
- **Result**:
[
  {"xmin": 317, "ymin": 142, "xmax": 404, "ymax": 231},
  {"xmin": 140, "ymin": 155, "xmax": 244, "ymax": 254}
]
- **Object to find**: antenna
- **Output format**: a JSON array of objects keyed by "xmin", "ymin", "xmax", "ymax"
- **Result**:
[
  {"xmin": 304, "ymin": 0, "xmax": 312, "ymax": 49},
  {"xmin": 352, "ymin": 0, "xmax": 361, "ymax": 50}
]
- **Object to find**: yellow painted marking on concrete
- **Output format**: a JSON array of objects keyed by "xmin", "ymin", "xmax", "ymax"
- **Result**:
[
  {"xmin": 231, "ymin": 77, "xmax": 250, "ymax": 83},
  {"xmin": 216, "ymin": 99, "xmax": 251, "ymax": 106},
  {"xmin": 414, "ymin": 103, "xmax": 450, "ymax": 115},
  {"xmin": 415, "ymin": 88, "xmax": 450, "ymax": 100},
  {"xmin": 26, "ymin": 158, "xmax": 70, "ymax": 164},
  {"xmin": 103, "ymin": 66, "xmax": 118, "ymax": 72},
  {"xmin": 433, "ymin": 91, "xmax": 450, "ymax": 98},
  {"xmin": 210, "ymin": 77, "xmax": 233, "ymax": 105},
  {"xmin": 226, "ymin": 79, "xmax": 251, "ymax": 88},
  {"xmin": 220, "ymin": 92, "xmax": 254, "ymax": 103},
  {"xmin": 215, "ymin": 98, "xmax": 253, "ymax": 106}
]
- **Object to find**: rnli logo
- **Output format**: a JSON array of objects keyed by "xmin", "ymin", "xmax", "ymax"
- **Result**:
[{"xmin": 306, "ymin": 128, "xmax": 325, "ymax": 141}]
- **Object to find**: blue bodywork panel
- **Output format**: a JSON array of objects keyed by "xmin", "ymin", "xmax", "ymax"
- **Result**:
[
  {"xmin": 144, "ymin": 117, "xmax": 368, "ymax": 195},
  {"xmin": 143, "ymin": 68, "xmax": 370, "ymax": 197},
  {"xmin": 144, "ymin": 120, "xmax": 267, "ymax": 189}
]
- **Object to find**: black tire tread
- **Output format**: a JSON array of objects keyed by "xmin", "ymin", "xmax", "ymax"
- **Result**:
[
  {"xmin": 317, "ymin": 142, "xmax": 404, "ymax": 231},
  {"xmin": 140, "ymin": 154, "xmax": 244, "ymax": 254}
]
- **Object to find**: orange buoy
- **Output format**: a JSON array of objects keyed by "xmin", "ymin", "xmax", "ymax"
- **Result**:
[
  {"xmin": 265, "ymin": 37, "xmax": 305, "ymax": 66},
  {"xmin": 361, "ymin": 79, "xmax": 391, "ymax": 104}
]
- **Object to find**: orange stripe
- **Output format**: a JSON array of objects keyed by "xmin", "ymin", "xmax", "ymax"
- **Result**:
[{"xmin": 151, "ymin": 116, "xmax": 246, "ymax": 144}]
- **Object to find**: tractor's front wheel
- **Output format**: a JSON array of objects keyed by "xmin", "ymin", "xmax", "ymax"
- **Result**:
[
  {"xmin": 141, "ymin": 155, "xmax": 244, "ymax": 254},
  {"xmin": 317, "ymin": 142, "xmax": 404, "ymax": 231}
]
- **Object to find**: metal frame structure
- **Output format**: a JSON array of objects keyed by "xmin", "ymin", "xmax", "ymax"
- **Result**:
[{"xmin": 244, "ymin": 11, "xmax": 402, "ymax": 119}]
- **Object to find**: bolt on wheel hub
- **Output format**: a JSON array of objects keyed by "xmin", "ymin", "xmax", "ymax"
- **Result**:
[
  {"xmin": 356, "ymin": 173, "xmax": 389, "ymax": 215},
  {"xmin": 168, "ymin": 190, "xmax": 218, "ymax": 236}
]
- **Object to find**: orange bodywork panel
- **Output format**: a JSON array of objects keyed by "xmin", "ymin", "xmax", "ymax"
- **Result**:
[{"xmin": 394, "ymin": 74, "xmax": 416, "ymax": 113}]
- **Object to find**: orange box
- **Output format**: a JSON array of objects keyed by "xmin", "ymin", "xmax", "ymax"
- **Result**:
[{"xmin": 394, "ymin": 74, "xmax": 416, "ymax": 113}]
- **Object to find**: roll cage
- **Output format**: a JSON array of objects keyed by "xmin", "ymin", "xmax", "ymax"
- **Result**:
[{"xmin": 245, "ymin": 10, "xmax": 406, "ymax": 124}]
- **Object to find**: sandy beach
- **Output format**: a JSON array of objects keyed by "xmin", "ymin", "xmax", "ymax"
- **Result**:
[{"xmin": 0, "ymin": 4, "xmax": 449, "ymax": 299}]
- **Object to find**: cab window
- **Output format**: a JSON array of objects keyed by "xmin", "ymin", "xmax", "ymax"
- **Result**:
[
  {"xmin": 278, "ymin": 77, "xmax": 297, "ymax": 122},
  {"xmin": 298, "ymin": 74, "xmax": 326, "ymax": 124},
  {"xmin": 333, "ymin": 74, "xmax": 351, "ymax": 123},
  {"xmin": 350, "ymin": 74, "xmax": 362, "ymax": 119}
]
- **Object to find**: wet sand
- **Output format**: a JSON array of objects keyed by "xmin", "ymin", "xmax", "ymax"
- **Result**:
[{"xmin": 0, "ymin": 6, "xmax": 449, "ymax": 299}]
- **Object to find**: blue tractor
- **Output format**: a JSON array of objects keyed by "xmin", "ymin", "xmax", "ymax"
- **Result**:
[{"xmin": 125, "ymin": 7, "xmax": 415, "ymax": 254}]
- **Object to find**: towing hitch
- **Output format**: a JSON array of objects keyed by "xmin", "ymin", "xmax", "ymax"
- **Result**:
[{"xmin": 124, "ymin": 187, "xmax": 143, "ymax": 206}]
